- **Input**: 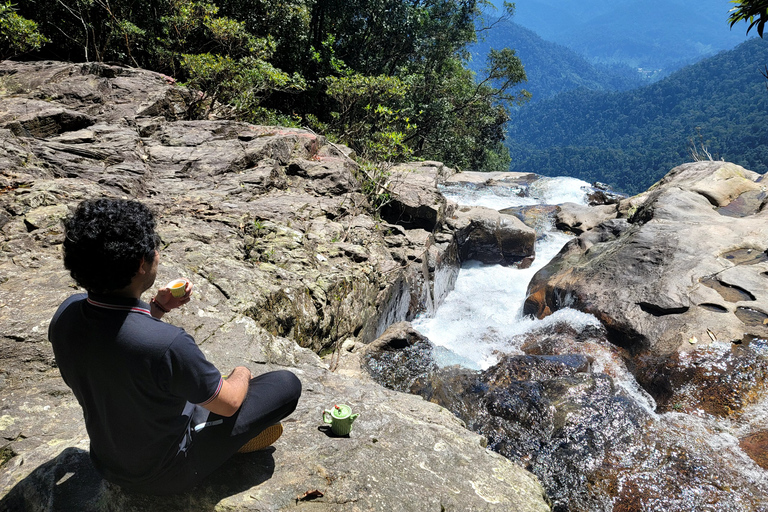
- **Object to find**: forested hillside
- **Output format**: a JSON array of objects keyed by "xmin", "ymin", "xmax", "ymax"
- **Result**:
[
  {"xmin": 6, "ymin": 0, "xmax": 528, "ymax": 174},
  {"xmin": 505, "ymin": 37, "xmax": 768, "ymax": 195},
  {"xmin": 469, "ymin": 18, "xmax": 645, "ymax": 102}
]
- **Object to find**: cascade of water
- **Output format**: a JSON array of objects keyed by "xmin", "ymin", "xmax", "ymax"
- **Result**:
[{"xmin": 414, "ymin": 175, "xmax": 600, "ymax": 370}]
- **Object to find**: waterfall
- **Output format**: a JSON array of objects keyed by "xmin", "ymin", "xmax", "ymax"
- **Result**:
[{"xmin": 414, "ymin": 176, "xmax": 602, "ymax": 370}]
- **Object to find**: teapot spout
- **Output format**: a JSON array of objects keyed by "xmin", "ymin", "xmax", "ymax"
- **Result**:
[{"xmin": 350, "ymin": 413, "xmax": 360, "ymax": 423}]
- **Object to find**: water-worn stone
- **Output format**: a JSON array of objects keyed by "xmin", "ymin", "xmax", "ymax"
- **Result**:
[
  {"xmin": 499, "ymin": 205, "xmax": 559, "ymax": 239},
  {"xmin": 361, "ymin": 322, "xmax": 438, "ymax": 393},
  {"xmin": 443, "ymin": 170, "xmax": 539, "ymax": 193},
  {"xmin": 398, "ymin": 319, "xmax": 768, "ymax": 511},
  {"xmin": 554, "ymin": 202, "xmax": 618, "ymax": 235},
  {"xmin": 409, "ymin": 351, "xmax": 651, "ymax": 512},
  {"xmin": 740, "ymin": 430, "xmax": 768, "ymax": 470},
  {"xmin": 380, "ymin": 161, "xmax": 453, "ymax": 231},
  {"xmin": 525, "ymin": 161, "xmax": 768, "ymax": 356},
  {"xmin": 0, "ymin": 60, "xmax": 549, "ymax": 511},
  {"xmin": 632, "ymin": 343, "xmax": 768, "ymax": 417},
  {"xmin": 586, "ymin": 182, "xmax": 625, "ymax": 206},
  {"xmin": 447, "ymin": 205, "xmax": 536, "ymax": 267}
]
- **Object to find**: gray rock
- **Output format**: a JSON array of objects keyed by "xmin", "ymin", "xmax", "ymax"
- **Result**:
[
  {"xmin": 380, "ymin": 162, "xmax": 451, "ymax": 231},
  {"xmin": 0, "ymin": 364, "xmax": 551, "ymax": 512},
  {"xmin": 361, "ymin": 322, "xmax": 437, "ymax": 393},
  {"xmin": 443, "ymin": 170, "xmax": 539, "ymax": 191},
  {"xmin": 554, "ymin": 202, "xmax": 618, "ymax": 235},
  {"xmin": 448, "ymin": 205, "xmax": 536, "ymax": 267}
]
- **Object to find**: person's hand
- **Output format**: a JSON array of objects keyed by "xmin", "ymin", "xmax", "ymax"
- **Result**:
[
  {"xmin": 226, "ymin": 366, "xmax": 253, "ymax": 381},
  {"xmin": 154, "ymin": 278, "xmax": 193, "ymax": 312}
]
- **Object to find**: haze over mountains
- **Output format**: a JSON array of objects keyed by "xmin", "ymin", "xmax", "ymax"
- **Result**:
[
  {"xmin": 489, "ymin": 0, "xmax": 751, "ymax": 72},
  {"xmin": 469, "ymin": 20, "xmax": 646, "ymax": 102}
]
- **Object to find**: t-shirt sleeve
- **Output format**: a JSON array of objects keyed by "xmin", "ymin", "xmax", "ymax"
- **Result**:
[{"xmin": 158, "ymin": 331, "xmax": 223, "ymax": 405}]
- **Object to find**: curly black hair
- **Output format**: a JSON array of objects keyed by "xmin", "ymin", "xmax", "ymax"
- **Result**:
[{"xmin": 63, "ymin": 198, "xmax": 160, "ymax": 293}]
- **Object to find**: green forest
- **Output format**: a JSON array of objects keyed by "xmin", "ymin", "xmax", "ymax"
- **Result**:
[
  {"xmin": 4, "ymin": 0, "xmax": 529, "ymax": 174},
  {"xmin": 505, "ymin": 37, "xmax": 768, "ymax": 195}
]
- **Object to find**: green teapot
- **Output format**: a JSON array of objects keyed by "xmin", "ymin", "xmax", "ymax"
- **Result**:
[{"xmin": 322, "ymin": 404, "xmax": 360, "ymax": 436}]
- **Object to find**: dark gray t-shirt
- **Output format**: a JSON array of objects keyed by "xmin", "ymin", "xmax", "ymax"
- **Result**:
[{"xmin": 49, "ymin": 293, "xmax": 222, "ymax": 486}]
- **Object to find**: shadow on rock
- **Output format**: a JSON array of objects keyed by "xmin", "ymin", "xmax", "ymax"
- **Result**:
[{"xmin": 0, "ymin": 446, "xmax": 275, "ymax": 512}]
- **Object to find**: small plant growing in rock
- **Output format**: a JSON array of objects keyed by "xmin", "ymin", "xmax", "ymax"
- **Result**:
[{"xmin": 357, "ymin": 162, "xmax": 393, "ymax": 213}]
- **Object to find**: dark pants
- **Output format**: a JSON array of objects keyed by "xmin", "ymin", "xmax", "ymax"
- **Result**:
[{"xmin": 123, "ymin": 370, "xmax": 302, "ymax": 495}]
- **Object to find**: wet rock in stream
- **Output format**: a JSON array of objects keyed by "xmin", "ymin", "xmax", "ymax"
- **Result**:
[
  {"xmin": 590, "ymin": 413, "xmax": 768, "ymax": 512},
  {"xmin": 633, "ymin": 342, "xmax": 768, "ymax": 416},
  {"xmin": 361, "ymin": 321, "xmax": 438, "ymax": 393},
  {"xmin": 370, "ymin": 341, "xmax": 652, "ymax": 511},
  {"xmin": 364, "ymin": 319, "xmax": 768, "ymax": 511}
]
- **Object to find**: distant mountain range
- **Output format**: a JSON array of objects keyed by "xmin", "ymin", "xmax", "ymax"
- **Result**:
[
  {"xmin": 486, "ymin": 0, "xmax": 751, "ymax": 72},
  {"xmin": 503, "ymin": 37, "xmax": 768, "ymax": 195},
  {"xmin": 468, "ymin": 20, "xmax": 647, "ymax": 102}
]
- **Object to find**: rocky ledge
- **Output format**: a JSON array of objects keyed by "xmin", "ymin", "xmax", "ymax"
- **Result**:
[
  {"xmin": 525, "ymin": 161, "xmax": 768, "ymax": 356},
  {"xmin": 0, "ymin": 61, "xmax": 548, "ymax": 510}
]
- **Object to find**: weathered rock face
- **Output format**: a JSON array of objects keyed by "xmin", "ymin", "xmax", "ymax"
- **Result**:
[
  {"xmin": 0, "ymin": 61, "xmax": 550, "ymax": 511},
  {"xmin": 360, "ymin": 321, "xmax": 437, "ymax": 393},
  {"xmin": 524, "ymin": 161, "xmax": 768, "ymax": 356},
  {"xmin": 499, "ymin": 205, "xmax": 559, "ymax": 239},
  {"xmin": 380, "ymin": 161, "xmax": 454, "ymax": 231},
  {"xmin": 632, "ymin": 342, "xmax": 768, "ymax": 416},
  {"xmin": 0, "ymin": 363, "xmax": 552, "ymax": 512},
  {"xmin": 442, "ymin": 170, "xmax": 539, "ymax": 194},
  {"xmin": 408, "ymin": 335, "xmax": 652, "ymax": 512}
]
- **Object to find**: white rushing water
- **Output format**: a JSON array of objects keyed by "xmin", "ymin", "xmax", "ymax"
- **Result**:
[{"xmin": 413, "ymin": 176, "xmax": 602, "ymax": 370}]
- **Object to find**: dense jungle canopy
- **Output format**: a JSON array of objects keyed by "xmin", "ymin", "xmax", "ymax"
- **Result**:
[{"xmin": 3, "ymin": 0, "xmax": 530, "ymax": 174}]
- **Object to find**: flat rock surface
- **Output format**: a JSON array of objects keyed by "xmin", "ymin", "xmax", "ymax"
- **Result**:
[{"xmin": 0, "ymin": 365, "xmax": 550, "ymax": 512}]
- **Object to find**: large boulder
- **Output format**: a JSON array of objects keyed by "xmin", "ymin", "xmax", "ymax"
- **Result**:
[
  {"xmin": 379, "ymin": 161, "xmax": 454, "ymax": 231},
  {"xmin": 0, "ymin": 60, "xmax": 549, "ymax": 510},
  {"xmin": 524, "ymin": 161, "xmax": 768, "ymax": 356},
  {"xmin": 554, "ymin": 202, "xmax": 618, "ymax": 235},
  {"xmin": 447, "ymin": 205, "xmax": 536, "ymax": 267},
  {"xmin": 442, "ymin": 170, "xmax": 539, "ymax": 194}
]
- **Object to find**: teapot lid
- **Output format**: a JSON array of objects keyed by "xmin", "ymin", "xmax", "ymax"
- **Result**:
[{"xmin": 331, "ymin": 404, "xmax": 352, "ymax": 418}]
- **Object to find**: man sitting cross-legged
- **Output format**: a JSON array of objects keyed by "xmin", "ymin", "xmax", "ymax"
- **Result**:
[{"xmin": 49, "ymin": 198, "xmax": 302, "ymax": 495}]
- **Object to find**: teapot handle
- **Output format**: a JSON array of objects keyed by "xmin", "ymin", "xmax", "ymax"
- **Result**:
[{"xmin": 322, "ymin": 410, "xmax": 333, "ymax": 424}]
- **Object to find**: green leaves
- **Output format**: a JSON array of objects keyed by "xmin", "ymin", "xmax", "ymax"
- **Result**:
[
  {"xmin": 324, "ymin": 73, "xmax": 414, "ymax": 161},
  {"xmin": 729, "ymin": 0, "xmax": 768, "ymax": 37},
  {"xmin": 0, "ymin": 1, "xmax": 49, "ymax": 59},
  {"xmin": 19, "ymin": 0, "xmax": 529, "ymax": 174},
  {"xmin": 181, "ymin": 52, "xmax": 304, "ymax": 119}
]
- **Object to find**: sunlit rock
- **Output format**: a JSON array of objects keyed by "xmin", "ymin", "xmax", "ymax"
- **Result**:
[
  {"xmin": 0, "ymin": 60, "xmax": 550, "ymax": 511},
  {"xmin": 525, "ymin": 161, "xmax": 768, "ymax": 356},
  {"xmin": 447, "ymin": 205, "xmax": 536, "ymax": 267}
]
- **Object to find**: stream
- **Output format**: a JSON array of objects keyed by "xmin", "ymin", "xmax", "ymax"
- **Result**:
[{"xmin": 397, "ymin": 177, "xmax": 768, "ymax": 511}]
